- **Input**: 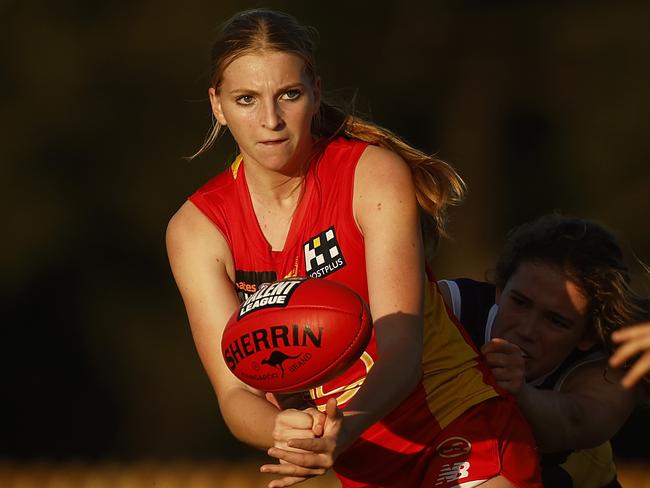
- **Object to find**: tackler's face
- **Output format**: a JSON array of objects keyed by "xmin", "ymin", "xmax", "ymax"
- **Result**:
[
  {"xmin": 209, "ymin": 50, "xmax": 320, "ymax": 175},
  {"xmin": 493, "ymin": 261, "xmax": 596, "ymax": 382}
]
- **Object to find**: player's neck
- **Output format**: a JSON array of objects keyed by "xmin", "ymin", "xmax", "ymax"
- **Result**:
[
  {"xmin": 247, "ymin": 171, "xmax": 305, "ymax": 209},
  {"xmin": 242, "ymin": 138, "xmax": 317, "ymax": 205},
  {"xmin": 249, "ymin": 176, "xmax": 305, "ymax": 251}
]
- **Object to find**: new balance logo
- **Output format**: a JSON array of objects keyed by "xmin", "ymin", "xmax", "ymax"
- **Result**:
[{"xmin": 435, "ymin": 462, "xmax": 470, "ymax": 485}]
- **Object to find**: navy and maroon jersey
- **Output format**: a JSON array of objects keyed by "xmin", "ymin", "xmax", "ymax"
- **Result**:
[{"xmin": 440, "ymin": 278, "xmax": 619, "ymax": 488}]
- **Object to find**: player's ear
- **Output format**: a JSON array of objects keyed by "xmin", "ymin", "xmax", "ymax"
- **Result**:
[{"xmin": 209, "ymin": 87, "xmax": 228, "ymax": 126}]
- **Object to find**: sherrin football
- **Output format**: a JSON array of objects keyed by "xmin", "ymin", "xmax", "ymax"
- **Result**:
[{"xmin": 221, "ymin": 277, "xmax": 372, "ymax": 393}]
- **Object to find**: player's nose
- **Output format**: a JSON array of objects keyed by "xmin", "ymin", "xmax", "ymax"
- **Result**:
[
  {"xmin": 515, "ymin": 313, "xmax": 538, "ymax": 342},
  {"xmin": 260, "ymin": 100, "xmax": 284, "ymax": 130}
]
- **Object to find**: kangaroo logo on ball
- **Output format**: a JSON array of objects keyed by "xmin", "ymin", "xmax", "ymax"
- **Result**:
[{"xmin": 261, "ymin": 351, "xmax": 302, "ymax": 378}]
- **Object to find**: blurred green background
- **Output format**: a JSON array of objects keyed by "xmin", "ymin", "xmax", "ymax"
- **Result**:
[{"xmin": 2, "ymin": 0, "xmax": 649, "ymax": 467}]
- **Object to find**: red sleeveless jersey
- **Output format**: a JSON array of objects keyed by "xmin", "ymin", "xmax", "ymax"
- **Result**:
[{"xmin": 189, "ymin": 137, "xmax": 501, "ymax": 485}]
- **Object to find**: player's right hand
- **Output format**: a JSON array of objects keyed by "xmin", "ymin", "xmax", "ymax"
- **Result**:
[
  {"xmin": 262, "ymin": 398, "xmax": 342, "ymax": 488},
  {"xmin": 610, "ymin": 322, "xmax": 650, "ymax": 389},
  {"xmin": 271, "ymin": 405, "xmax": 326, "ymax": 447},
  {"xmin": 481, "ymin": 337, "xmax": 526, "ymax": 396}
]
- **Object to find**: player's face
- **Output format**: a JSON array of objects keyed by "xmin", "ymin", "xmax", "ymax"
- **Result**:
[
  {"xmin": 493, "ymin": 261, "xmax": 595, "ymax": 382},
  {"xmin": 209, "ymin": 51, "xmax": 320, "ymax": 175}
]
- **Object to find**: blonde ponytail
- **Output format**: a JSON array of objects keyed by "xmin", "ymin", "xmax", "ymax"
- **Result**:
[
  {"xmin": 343, "ymin": 117, "xmax": 465, "ymax": 238},
  {"xmin": 314, "ymin": 101, "xmax": 465, "ymax": 255},
  {"xmin": 189, "ymin": 116, "xmax": 224, "ymax": 160}
]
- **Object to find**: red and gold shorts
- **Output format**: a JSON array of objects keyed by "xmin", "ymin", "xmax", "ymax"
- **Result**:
[
  {"xmin": 422, "ymin": 396, "xmax": 541, "ymax": 487},
  {"xmin": 335, "ymin": 396, "xmax": 542, "ymax": 488}
]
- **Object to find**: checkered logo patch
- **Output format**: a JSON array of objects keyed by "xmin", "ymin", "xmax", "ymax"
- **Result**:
[{"xmin": 304, "ymin": 226, "xmax": 346, "ymax": 278}]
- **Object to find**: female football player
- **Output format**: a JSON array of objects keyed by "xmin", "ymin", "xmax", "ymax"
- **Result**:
[{"xmin": 167, "ymin": 9, "xmax": 541, "ymax": 488}]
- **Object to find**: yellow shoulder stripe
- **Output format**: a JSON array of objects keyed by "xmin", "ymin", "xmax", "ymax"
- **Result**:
[{"xmin": 231, "ymin": 154, "xmax": 243, "ymax": 178}]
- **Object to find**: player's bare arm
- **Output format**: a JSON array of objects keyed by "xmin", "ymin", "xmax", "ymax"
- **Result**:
[
  {"xmin": 261, "ymin": 145, "xmax": 424, "ymax": 481},
  {"xmin": 343, "ymin": 144, "xmax": 425, "ymax": 440},
  {"xmin": 166, "ymin": 201, "xmax": 283, "ymax": 449},
  {"xmin": 516, "ymin": 358, "xmax": 635, "ymax": 452}
]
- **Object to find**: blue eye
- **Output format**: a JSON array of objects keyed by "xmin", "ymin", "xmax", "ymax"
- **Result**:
[
  {"xmin": 236, "ymin": 95, "xmax": 254, "ymax": 105},
  {"xmin": 282, "ymin": 89, "xmax": 301, "ymax": 101}
]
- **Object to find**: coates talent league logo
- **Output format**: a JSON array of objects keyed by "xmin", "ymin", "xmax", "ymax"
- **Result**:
[
  {"xmin": 235, "ymin": 270, "xmax": 277, "ymax": 301},
  {"xmin": 237, "ymin": 278, "xmax": 304, "ymax": 319},
  {"xmin": 304, "ymin": 226, "xmax": 346, "ymax": 278}
]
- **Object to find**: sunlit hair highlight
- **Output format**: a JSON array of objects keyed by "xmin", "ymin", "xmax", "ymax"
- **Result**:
[{"xmin": 495, "ymin": 214, "xmax": 650, "ymax": 350}]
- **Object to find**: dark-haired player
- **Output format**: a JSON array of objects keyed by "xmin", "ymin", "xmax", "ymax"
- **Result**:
[{"xmin": 439, "ymin": 214, "xmax": 650, "ymax": 487}]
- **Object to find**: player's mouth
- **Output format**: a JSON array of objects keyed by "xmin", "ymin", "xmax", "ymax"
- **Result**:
[{"xmin": 259, "ymin": 138, "xmax": 288, "ymax": 146}]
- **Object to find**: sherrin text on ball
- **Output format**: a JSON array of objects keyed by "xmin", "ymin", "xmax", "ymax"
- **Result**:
[{"xmin": 221, "ymin": 278, "xmax": 372, "ymax": 392}]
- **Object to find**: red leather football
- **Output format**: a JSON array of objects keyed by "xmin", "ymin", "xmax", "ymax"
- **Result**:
[{"xmin": 221, "ymin": 277, "xmax": 372, "ymax": 393}]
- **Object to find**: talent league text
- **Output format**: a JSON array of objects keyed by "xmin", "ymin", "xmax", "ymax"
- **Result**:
[{"xmin": 238, "ymin": 279, "xmax": 302, "ymax": 318}]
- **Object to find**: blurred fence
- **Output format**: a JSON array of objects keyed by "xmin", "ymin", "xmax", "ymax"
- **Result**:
[
  {"xmin": 0, "ymin": 461, "xmax": 648, "ymax": 487},
  {"xmin": 0, "ymin": 461, "xmax": 339, "ymax": 488}
]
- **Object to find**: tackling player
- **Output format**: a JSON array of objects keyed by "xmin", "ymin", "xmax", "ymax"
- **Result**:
[{"xmin": 439, "ymin": 214, "xmax": 650, "ymax": 487}]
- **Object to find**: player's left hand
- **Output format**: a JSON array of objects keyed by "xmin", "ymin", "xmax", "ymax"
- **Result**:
[
  {"xmin": 481, "ymin": 337, "xmax": 526, "ymax": 396},
  {"xmin": 610, "ymin": 322, "xmax": 650, "ymax": 389},
  {"xmin": 261, "ymin": 398, "xmax": 345, "ymax": 488}
]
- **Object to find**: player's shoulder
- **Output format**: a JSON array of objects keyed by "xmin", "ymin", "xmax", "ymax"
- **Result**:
[
  {"xmin": 453, "ymin": 277, "xmax": 494, "ymax": 291},
  {"xmin": 441, "ymin": 278, "xmax": 496, "ymax": 309},
  {"xmin": 354, "ymin": 144, "xmax": 414, "ymax": 199},
  {"xmin": 438, "ymin": 278, "xmax": 495, "ymax": 347},
  {"xmin": 167, "ymin": 200, "xmax": 205, "ymax": 239},
  {"xmin": 557, "ymin": 356, "xmax": 637, "ymax": 424},
  {"xmin": 358, "ymin": 144, "xmax": 411, "ymax": 176},
  {"xmin": 166, "ymin": 200, "xmax": 230, "ymax": 258},
  {"xmin": 556, "ymin": 355, "xmax": 615, "ymax": 391}
]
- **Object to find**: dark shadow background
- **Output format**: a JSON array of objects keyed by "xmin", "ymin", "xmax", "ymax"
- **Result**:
[{"xmin": 2, "ymin": 0, "xmax": 649, "ymax": 463}]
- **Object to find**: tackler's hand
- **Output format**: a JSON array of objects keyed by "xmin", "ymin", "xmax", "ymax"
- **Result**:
[
  {"xmin": 610, "ymin": 322, "xmax": 650, "ymax": 389},
  {"xmin": 481, "ymin": 338, "xmax": 526, "ymax": 396}
]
